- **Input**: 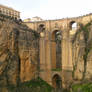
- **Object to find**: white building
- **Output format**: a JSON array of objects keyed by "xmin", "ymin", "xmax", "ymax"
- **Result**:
[
  {"xmin": 23, "ymin": 16, "xmax": 43, "ymax": 22},
  {"xmin": 0, "ymin": 4, "xmax": 20, "ymax": 19}
]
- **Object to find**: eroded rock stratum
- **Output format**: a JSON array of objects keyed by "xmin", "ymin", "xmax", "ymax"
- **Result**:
[{"xmin": 0, "ymin": 18, "xmax": 39, "ymax": 91}]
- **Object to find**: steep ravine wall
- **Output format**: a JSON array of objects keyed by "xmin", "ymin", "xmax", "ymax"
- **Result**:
[
  {"xmin": 71, "ymin": 21, "xmax": 92, "ymax": 92},
  {"xmin": 72, "ymin": 22, "xmax": 92, "ymax": 80}
]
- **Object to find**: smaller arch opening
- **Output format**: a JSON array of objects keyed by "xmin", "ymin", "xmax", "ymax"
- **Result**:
[
  {"xmin": 39, "ymin": 24, "xmax": 44, "ymax": 28},
  {"xmin": 52, "ymin": 74, "xmax": 62, "ymax": 88},
  {"xmin": 70, "ymin": 21, "xmax": 77, "ymax": 30},
  {"xmin": 52, "ymin": 30, "xmax": 62, "ymax": 42},
  {"xmin": 38, "ymin": 24, "xmax": 45, "ymax": 32}
]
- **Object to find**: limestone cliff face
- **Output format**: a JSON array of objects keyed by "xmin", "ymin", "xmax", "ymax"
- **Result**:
[
  {"xmin": 0, "ymin": 18, "xmax": 39, "ymax": 89},
  {"xmin": 72, "ymin": 22, "xmax": 92, "ymax": 80}
]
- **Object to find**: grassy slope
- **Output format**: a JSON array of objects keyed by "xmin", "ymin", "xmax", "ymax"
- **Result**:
[{"xmin": 8, "ymin": 77, "xmax": 53, "ymax": 92}]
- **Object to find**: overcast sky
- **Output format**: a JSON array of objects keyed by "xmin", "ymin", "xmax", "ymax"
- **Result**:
[{"xmin": 0, "ymin": 0, "xmax": 92, "ymax": 20}]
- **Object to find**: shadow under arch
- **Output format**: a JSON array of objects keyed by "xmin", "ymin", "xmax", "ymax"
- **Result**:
[{"xmin": 52, "ymin": 74, "xmax": 62, "ymax": 88}]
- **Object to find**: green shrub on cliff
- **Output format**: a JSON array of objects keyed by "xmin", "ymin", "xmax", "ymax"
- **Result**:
[
  {"xmin": 12, "ymin": 77, "xmax": 53, "ymax": 92},
  {"xmin": 72, "ymin": 83, "xmax": 92, "ymax": 92},
  {"xmin": 19, "ymin": 77, "xmax": 53, "ymax": 92},
  {"xmin": 7, "ymin": 77, "xmax": 53, "ymax": 92}
]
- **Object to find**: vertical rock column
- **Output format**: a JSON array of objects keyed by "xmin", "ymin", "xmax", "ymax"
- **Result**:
[{"xmin": 7, "ymin": 29, "xmax": 20, "ymax": 85}]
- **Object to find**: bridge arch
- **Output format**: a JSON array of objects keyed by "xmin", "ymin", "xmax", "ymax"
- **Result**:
[
  {"xmin": 51, "ymin": 30, "xmax": 62, "ymax": 40},
  {"xmin": 69, "ymin": 21, "xmax": 78, "ymax": 30},
  {"xmin": 51, "ymin": 30, "xmax": 62, "ymax": 69},
  {"xmin": 39, "ymin": 24, "xmax": 45, "ymax": 28},
  {"xmin": 38, "ymin": 24, "xmax": 45, "ymax": 33},
  {"xmin": 52, "ymin": 74, "xmax": 62, "ymax": 88},
  {"xmin": 51, "ymin": 28, "xmax": 61, "ymax": 33}
]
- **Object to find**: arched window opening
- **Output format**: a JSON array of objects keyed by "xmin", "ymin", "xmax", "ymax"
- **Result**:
[
  {"xmin": 52, "ymin": 74, "xmax": 62, "ymax": 88},
  {"xmin": 70, "ymin": 21, "xmax": 77, "ymax": 30},
  {"xmin": 39, "ymin": 24, "xmax": 44, "ymax": 28},
  {"xmin": 52, "ymin": 30, "xmax": 62, "ymax": 42},
  {"xmin": 38, "ymin": 24, "xmax": 45, "ymax": 32}
]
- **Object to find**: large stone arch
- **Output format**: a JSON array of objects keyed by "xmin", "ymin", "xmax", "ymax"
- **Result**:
[{"xmin": 51, "ymin": 29, "xmax": 62, "ymax": 69}]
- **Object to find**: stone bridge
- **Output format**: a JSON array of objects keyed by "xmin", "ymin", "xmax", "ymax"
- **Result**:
[{"xmin": 24, "ymin": 14, "xmax": 92, "ymax": 88}]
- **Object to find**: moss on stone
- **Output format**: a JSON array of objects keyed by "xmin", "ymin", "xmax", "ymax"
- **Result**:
[{"xmin": 51, "ymin": 68, "xmax": 62, "ymax": 71}]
